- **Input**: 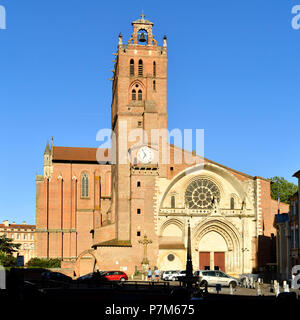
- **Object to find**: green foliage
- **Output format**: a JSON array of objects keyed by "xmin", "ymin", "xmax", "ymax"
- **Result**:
[
  {"xmin": 26, "ymin": 257, "xmax": 61, "ymax": 268},
  {"xmin": 269, "ymin": 176, "xmax": 298, "ymax": 204},
  {"xmin": 0, "ymin": 252, "xmax": 17, "ymax": 267},
  {"xmin": 0, "ymin": 235, "xmax": 20, "ymax": 254}
]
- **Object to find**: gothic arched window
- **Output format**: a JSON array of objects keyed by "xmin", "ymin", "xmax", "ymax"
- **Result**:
[
  {"xmin": 81, "ymin": 172, "xmax": 89, "ymax": 198},
  {"xmin": 185, "ymin": 178, "xmax": 220, "ymax": 209},
  {"xmin": 132, "ymin": 89, "xmax": 136, "ymax": 100},
  {"xmin": 171, "ymin": 195, "xmax": 175, "ymax": 209},
  {"xmin": 138, "ymin": 89, "xmax": 142, "ymax": 101},
  {"xmin": 130, "ymin": 59, "xmax": 134, "ymax": 76},
  {"xmin": 230, "ymin": 197, "xmax": 235, "ymax": 210},
  {"xmin": 138, "ymin": 59, "xmax": 143, "ymax": 77},
  {"xmin": 153, "ymin": 61, "xmax": 156, "ymax": 77}
]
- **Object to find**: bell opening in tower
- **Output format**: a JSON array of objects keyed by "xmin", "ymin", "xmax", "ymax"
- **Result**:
[{"xmin": 138, "ymin": 29, "xmax": 148, "ymax": 45}]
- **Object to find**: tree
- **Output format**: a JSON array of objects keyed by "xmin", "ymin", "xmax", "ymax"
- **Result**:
[
  {"xmin": 26, "ymin": 258, "xmax": 61, "ymax": 268},
  {"xmin": 0, "ymin": 235, "xmax": 20, "ymax": 255},
  {"xmin": 269, "ymin": 176, "xmax": 298, "ymax": 204},
  {"xmin": 0, "ymin": 252, "xmax": 17, "ymax": 267}
]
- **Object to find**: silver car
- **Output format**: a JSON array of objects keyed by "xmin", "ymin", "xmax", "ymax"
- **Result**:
[
  {"xmin": 161, "ymin": 270, "xmax": 179, "ymax": 281},
  {"xmin": 194, "ymin": 270, "xmax": 239, "ymax": 288}
]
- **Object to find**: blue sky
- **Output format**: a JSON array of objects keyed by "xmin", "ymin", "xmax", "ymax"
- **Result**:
[{"xmin": 0, "ymin": 0, "xmax": 299, "ymax": 224}]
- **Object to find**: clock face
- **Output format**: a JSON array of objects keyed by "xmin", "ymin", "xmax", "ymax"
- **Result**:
[{"xmin": 137, "ymin": 146, "xmax": 154, "ymax": 164}]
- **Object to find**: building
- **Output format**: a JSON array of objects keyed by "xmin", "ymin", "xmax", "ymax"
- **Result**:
[
  {"xmin": 0, "ymin": 220, "xmax": 36, "ymax": 264},
  {"xmin": 35, "ymin": 14, "xmax": 288, "ymax": 277},
  {"xmin": 289, "ymin": 188, "xmax": 299, "ymax": 268},
  {"xmin": 274, "ymin": 213, "xmax": 289, "ymax": 280},
  {"xmin": 274, "ymin": 171, "xmax": 299, "ymax": 281}
]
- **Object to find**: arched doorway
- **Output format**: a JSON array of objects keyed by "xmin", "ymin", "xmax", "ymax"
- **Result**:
[
  {"xmin": 194, "ymin": 219, "xmax": 241, "ymax": 275},
  {"xmin": 198, "ymin": 231, "xmax": 228, "ymax": 271},
  {"xmin": 74, "ymin": 249, "xmax": 101, "ymax": 277}
]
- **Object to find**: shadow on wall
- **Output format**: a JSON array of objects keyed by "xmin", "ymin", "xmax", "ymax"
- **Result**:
[{"xmin": 256, "ymin": 234, "xmax": 277, "ymax": 281}]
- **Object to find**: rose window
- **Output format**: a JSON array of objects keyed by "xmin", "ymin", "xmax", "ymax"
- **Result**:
[{"xmin": 185, "ymin": 178, "xmax": 220, "ymax": 209}]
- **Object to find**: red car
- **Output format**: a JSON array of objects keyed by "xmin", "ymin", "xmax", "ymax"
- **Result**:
[{"xmin": 101, "ymin": 271, "xmax": 128, "ymax": 281}]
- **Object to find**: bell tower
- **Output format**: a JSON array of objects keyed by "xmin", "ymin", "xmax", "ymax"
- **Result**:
[{"xmin": 111, "ymin": 14, "xmax": 168, "ymax": 241}]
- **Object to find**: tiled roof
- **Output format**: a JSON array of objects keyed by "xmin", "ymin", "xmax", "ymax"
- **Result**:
[
  {"xmin": 52, "ymin": 146, "xmax": 111, "ymax": 163},
  {"xmin": 0, "ymin": 224, "xmax": 36, "ymax": 229},
  {"xmin": 92, "ymin": 239, "xmax": 132, "ymax": 248}
]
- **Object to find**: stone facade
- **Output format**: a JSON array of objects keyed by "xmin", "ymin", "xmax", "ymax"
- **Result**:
[
  {"xmin": 274, "ymin": 171, "xmax": 300, "ymax": 281},
  {"xmin": 35, "ymin": 15, "xmax": 288, "ymax": 277},
  {"xmin": 0, "ymin": 220, "xmax": 36, "ymax": 264}
]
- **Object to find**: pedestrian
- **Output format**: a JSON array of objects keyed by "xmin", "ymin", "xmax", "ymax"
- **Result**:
[
  {"xmin": 147, "ymin": 268, "xmax": 152, "ymax": 282},
  {"xmin": 154, "ymin": 267, "xmax": 160, "ymax": 282}
]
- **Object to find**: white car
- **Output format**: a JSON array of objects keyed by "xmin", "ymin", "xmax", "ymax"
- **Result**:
[
  {"xmin": 194, "ymin": 270, "xmax": 239, "ymax": 288},
  {"xmin": 169, "ymin": 270, "xmax": 186, "ymax": 281},
  {"xmin": 161, "ymin": 270, "xmax": 179, "ymax": 281}
]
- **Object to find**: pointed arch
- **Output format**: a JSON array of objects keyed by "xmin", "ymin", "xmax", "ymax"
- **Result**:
[
  {"xmin": 81, "ymin": 172, "xmax": 89, "ymax": 198},
  {"xmin": 132, "ymin": 89, "xmax": 136, "ymax": 100},
  {"xmin": 130, "ymin": 59, "xmax": 134, "ymax": 76},
  {"xmin": 138, "ymin": 89, "xmax": 142, "ymax": 101},
  {"xmin": 138, "ymin": 59, "xmax": 143, "ymax": 77},
  {"xmin": 159, "ymin": 218, "xmax": 184, "ymax": 237},
  {"xmin": 74, "ymin": 249, "xmax": 101, "ymax": 277}
]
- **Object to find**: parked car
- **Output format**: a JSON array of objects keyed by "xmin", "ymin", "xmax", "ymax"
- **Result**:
[
  {"xmin": 169, "ymin": 270, "xmax": 186, "ymax": 281},
  {"xmin": 161, "ymin": 270, "xmax": 179, "ymax": 281},
  {"xmin": 77, "ymin": 271, "xmax": 128, "ymax": 283},
  {"xmin": 194, "ymin": 270, "xmax": 239, "ymax": 288},
  {"xmin": 101, "ymin": 271, "xmax": 128, "ymax": 281},
  {"xmin": 41, "ymin": 271, "xmax": 72, "ymax": 283}
]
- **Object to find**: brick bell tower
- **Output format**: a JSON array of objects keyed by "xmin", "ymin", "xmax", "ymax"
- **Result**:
[{"xmin": 111, "ymin": 14, "xmax": 167, "ymax": 247}]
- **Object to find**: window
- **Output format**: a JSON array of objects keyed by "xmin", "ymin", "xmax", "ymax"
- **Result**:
[
  {"xmin": 230, "ymin": 197, "xmax": 235, "ymax": 210},
  {"xmin": 81, "ymin": 172, "xmax": 89, "ymax": 198},
  {"xmin": 132, "ymin": 89, "xmax": 136, "ymax": 100},
  {"xmin": 31, "ymin": 234, "xmax": 34, "ymax": 240},
  {"xmin": 130, "ymin": 59, "xmax": 134, "ymax": 76},
  {"xmin": 171, "ymin": 196, "xmax": 175, "ymax": 209},
  {"xmin": 138, "ymin": 90, "xmax": 142, "ymax": 101},
  {"xmin": 137, "ymin": 121, "xmax": 142, "ymax": 128},
  {"xmin": 11, "ymin": 234, "xmax": 14, "ymax": 239},
  {"xmin": 138, "ymin": 60, "xmax": 143, "ymax": 76},
  {"xmin": 137, "ymin": 181, "xmax": 141, "ymax": 187},
  {"xmin": 153, "ymin": 80, "xmax": 156, "ymax": 91},
  {"xmin": 24, "ymin": 234, "xmax": 27, "ymax": 240},
  {"xmin": 137, "ymin": 208, "xmax": 141, "ymax": 214},
  {"xmin": 153, "ymin": 61, "xmax": 156, "ymax": 77},
  {"xmin": 17, "ymin": 234, "xmax": 20, "ymax": 240},
  {"xmin": 137, "ymin": 231, "xmax": 141, "ymax": 236},
  {"xmin": 170, "ymin": 167, "xmax": 174, "ymax": 171},
  {"xmin": 167, "ymin": 254, "xmax": 175, "ymax": 261},
  {"xmin": 185, "ymin": 178, "xmax": 220, "ymax": 209}
]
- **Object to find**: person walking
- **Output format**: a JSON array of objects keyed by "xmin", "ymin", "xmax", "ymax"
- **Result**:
[
  {"xmin": 154, "ymin": 267, "xmax": 160, "ymax": 282},
  {"xmin": 147, "ymin": 268, "xmax": 153, "ymax": 281}
]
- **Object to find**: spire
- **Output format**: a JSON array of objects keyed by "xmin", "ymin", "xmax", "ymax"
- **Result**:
[
  {"xmin": 44, "ymin": 141, "xmax": 51, "ymax": 155},
  {"xmin": 51, "ymin": 136, "xmax": 54, "ymax": 156}
]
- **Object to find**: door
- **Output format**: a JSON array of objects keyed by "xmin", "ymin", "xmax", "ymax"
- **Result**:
[
  {"xmin": 215, "ymin": 271, "xmax": 228, "ymax": 286},
  {"xmin": 206, "ymin": 271, "xmax": 217, "ymax": 285},
  {"xmin": 214, "ymin": 252, "xmax": 225, "ymax": 272},
  {"xmin": 199, "ymin": 252, "xmax": 210, "ymax": 270}
]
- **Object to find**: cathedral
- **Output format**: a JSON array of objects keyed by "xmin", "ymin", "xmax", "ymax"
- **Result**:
[{"xmin": 35, "ymin": 15, "xmax": 288, "ymax": 277}]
